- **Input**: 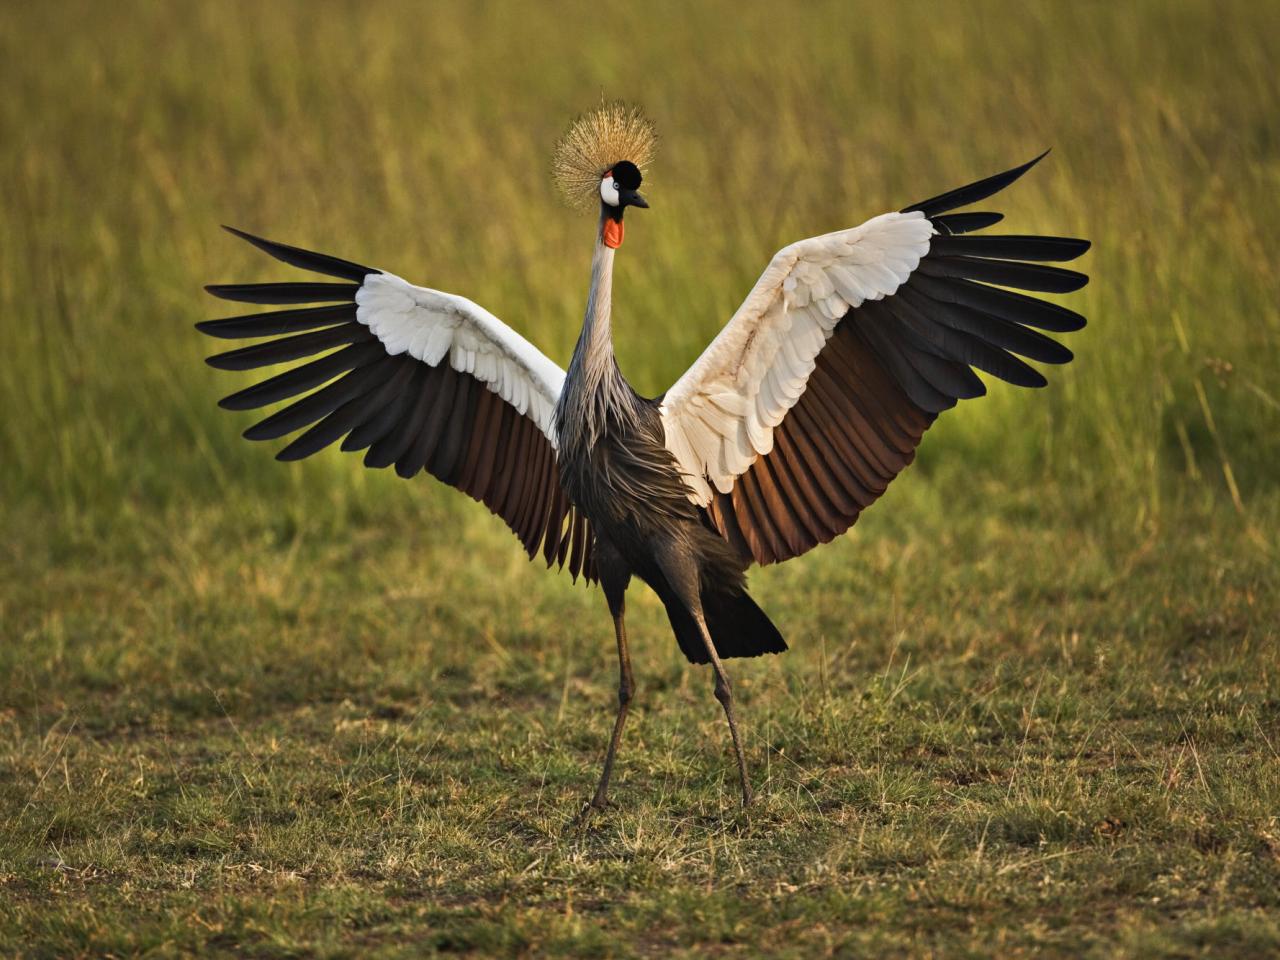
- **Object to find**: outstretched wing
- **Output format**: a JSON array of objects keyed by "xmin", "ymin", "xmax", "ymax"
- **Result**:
[
  {"xmin": 660, "ymin": 153, "xmax": 1089, "ymax": 565},
  {"xmin": 200, "ymin": 228, "xmax": 594, "ymax": 580}
]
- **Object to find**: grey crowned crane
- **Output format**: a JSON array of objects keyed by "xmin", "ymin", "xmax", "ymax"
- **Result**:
[{"xmin": 199, "ymin": 102, "xmax": 1090, "ymax": 808}]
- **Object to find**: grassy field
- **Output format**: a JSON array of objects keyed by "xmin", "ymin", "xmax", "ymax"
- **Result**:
[{"xmin": 3, "ymin": 1, "xmax": 1279, "ymax": 956}]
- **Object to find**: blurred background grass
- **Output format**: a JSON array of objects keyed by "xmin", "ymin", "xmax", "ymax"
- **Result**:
[
  {"xmin": 2, "ymin": 0, "xmax": 1277, "ymax": 548},
  {"xmin": 2, "ymin": 1, "xmax": 1279, "ymax": 956}
]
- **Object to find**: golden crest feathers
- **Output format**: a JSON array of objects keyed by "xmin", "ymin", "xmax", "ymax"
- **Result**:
[{"xmin": 552, "ymin": 100, "xmax": 657, "ymax": 211}]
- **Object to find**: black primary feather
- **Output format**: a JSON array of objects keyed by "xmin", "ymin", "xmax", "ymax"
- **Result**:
[
  {"xmin": 909, "ymin": 275, "xmax": 1087, "ymax": 333},
  {"xmin": 931, "ymin": 212, "xmax": 1004, "ymax": 235},
  {"xmin": 929, "ymin": 234, "xmax": 1091, "ymax": 262},
  {"xmin": 217, "ymin": 341, "xmax": 385, "ymax": 411},
  {"xmin": 205, "ymin": 324, "xmax": 372, "ymax": 370},
  {"xmin": 917, "ymin": 256, "xmax": 1089, "ymax": 294},
  {"xmin": 221, "ymin": 226, "xmax": 377, "ymax": 282},
  {"xmin": 205, "ymin": 282, "xmax": 360, "ymax": 305},
  {"xmin": 902, "ymin": 150, "xmax": 1049, "ymax": 217},
  {"xmin": 196, "ymin": 304, "xmax": 357, "ymax": 340}
]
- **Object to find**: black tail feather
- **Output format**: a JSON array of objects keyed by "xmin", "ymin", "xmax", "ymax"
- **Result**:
[{"xmin": 661, "ymin": 588, "xmax": 787, "ymax": 665}]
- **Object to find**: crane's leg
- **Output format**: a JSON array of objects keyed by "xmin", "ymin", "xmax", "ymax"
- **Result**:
[
  {"xmin": 654, "ymin": 541, "xmax": 753, "ymax": 807},
  {"xmin": 693, "ymin": 610, "xmax": 753, "ymax": 807},
  {"xmin": 590, "ymin": 595, "xmax": 633, "ymax": 808},
  {"xmin": 590, "ymin": 542, "xmax": 633, "ymax": 809}
]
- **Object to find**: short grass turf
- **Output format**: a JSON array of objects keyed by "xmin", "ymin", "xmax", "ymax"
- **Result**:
[{"xmin": 2, "ymin": 1, "xmax": 1279, "ymax": 957}]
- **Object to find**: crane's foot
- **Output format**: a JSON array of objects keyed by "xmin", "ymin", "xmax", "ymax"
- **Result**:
[{"xmin": 570, "ymin": 797, "xmax": 610, "ymax": 828}]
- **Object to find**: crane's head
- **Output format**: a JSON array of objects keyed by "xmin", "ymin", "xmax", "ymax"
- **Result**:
[
  {"xmin": 598, "ymin": 160, "xmax": 648, "ymax": 249},
  {"xmin": 552, "ymin": 100, "xmax": 656, "ymax": 249}
]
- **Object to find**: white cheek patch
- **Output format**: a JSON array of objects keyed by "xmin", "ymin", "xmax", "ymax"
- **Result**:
[{"xmin": 599, "ymin": 176, "xmax": 620, "ymax": 207}]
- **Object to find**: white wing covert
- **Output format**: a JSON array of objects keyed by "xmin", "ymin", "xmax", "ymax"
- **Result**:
[
  {"xmin": 200, "ymin": 229, "xmax": 595, "ymax": 580},
  {"xmin": 661, "ymin": 211, "xmax": 934, "ymax": 504},
  {"xmin": 660, "ymin": 154, "xmax": 1090, "ymax": 565}
]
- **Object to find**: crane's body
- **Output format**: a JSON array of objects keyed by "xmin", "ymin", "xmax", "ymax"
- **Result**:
[
  {"xmin": 554, "ymin": 217, "xmax": 786, "ymax": 801},
  {"xmin": 556, "ymin": 222, "xmax": 782, "ymax": 668},
  {"xmin": 198, "ymin": 103, "xmax": 1090, "ymax": 808}
]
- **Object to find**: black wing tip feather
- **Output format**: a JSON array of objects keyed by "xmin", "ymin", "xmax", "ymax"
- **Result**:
[
  {"xmin": 930, "ymin": 234, "xmax": 1092, "ymax": 263},
  {"xmin": 872, "ymin": 146, "xmax": 1095, "ymax": 399},
  {"xmin": 931, "ymin": 212, "xmax": 1005, "ymax": 235},
  {"xmin": 221, "ymin": 224, "xmax": 260, "ymax": 242},
  {"xmin": 274, "ymin": 444, "xmax": 311, "ymax": 463},
  {"xmin": 203, "ymin": 281, "xmax": 361, "ymax": 305},
  {"xmin": 194, "ymin": 304, "xmax": 358, "ymax": 340},
  {"xmin": 203, "ymin": 225, "xmax": 372, "ymax": 304},
  {"xmin": 218, "ymin": 225, "xmax": 378, "ymax": 283},
  {"xmin": 903, "ymin": 148, "xmax": 1052, "ymax": 218}
]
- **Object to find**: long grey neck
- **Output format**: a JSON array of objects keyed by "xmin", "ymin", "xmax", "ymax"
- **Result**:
[
  {"xmin": 574, "ymin": 226, "xmax": 616, "ymax": 383},
  {"xmin": 556, "ymin": 214, "xmax": 639, "ymax": 453}
]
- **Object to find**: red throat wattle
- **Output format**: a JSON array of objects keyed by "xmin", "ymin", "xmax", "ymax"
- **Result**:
[{"xmin": 603, "ymin": 219, "xmax": 625, "ymax": 249}]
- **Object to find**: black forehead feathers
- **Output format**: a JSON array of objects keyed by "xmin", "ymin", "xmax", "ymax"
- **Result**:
[{"xmin": 610, "ymin": 160, "xmax": 642, "ymax": 189}]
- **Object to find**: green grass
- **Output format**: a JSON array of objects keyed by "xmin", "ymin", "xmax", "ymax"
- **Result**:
[{"xmin": 2, "ymin": 0, "xmax": 1279, "ymax": 956}]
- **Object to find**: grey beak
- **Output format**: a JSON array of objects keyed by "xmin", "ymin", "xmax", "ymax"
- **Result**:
[{"xmin": 622, "ymin": 189, "xmax": 649, "ymax": 209}]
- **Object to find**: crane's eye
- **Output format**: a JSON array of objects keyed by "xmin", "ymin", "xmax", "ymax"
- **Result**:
[{"xmin": 599, "ymin": 176, "xmax": 620, "ymax": 207}]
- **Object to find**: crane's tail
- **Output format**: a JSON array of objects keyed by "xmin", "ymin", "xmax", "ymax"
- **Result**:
[{"xmin": 663, "ymin": 588, "xmax": 788, "ymax": 664}]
